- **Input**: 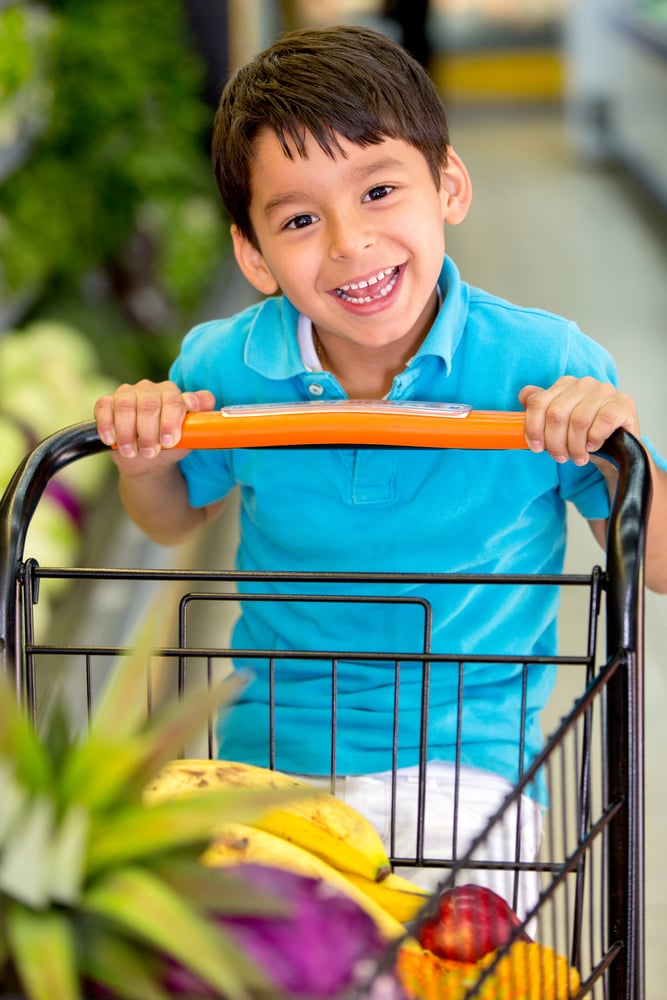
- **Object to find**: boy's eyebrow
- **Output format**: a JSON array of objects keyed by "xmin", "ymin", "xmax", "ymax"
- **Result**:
[{"xmin": 261, "ymin": 154, "xmax": 408, "ymax": 220}]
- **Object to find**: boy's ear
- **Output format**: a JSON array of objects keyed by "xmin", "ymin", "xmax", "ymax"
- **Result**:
[
  {"xmin": 438, "ymin": 148, "xmax": 472, "ymax": 225},
  {"xmin": 231, "ymin": 225, "xmax": 280, "ymax": 295}
]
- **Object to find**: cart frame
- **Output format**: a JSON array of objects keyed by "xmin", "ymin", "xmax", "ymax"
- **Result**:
[{"xmin": 0, "ymin": 418, "xmax": 652, "ymax": 999}]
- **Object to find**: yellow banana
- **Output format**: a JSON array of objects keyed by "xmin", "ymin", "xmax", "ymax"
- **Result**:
[
  {"xmin": 201, "ymin": 821, "xmax": 409, "ymax": 943},
  {"xmin": 343, "ymin": 871, "xmax": 429, "ymax": 925},
  {"xmin": 145, "ymin": 758, "xmax": 391, "ymax": 882}
]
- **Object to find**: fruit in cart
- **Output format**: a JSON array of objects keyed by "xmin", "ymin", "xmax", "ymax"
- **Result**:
[
  {"xmin": 416, "ymin": 884, "xmax": 531, "ymax": 963},
  {"xmin": 201, "ymin": 820, "xmax": 415, "ymax": 941},
  {"xmin": 396, "ymin": 940, "xmax": 581, "ymax": 999},
  {"xmin": 145, "ymin": 756, "xmax": 392, "ymax": 881},
  {"xmin": 344, "ymin": 870, "xmax": 430, "ymax": 924},
  {"xmin": 162, "ymin": 863, "xmax": 409, "ymax": 999},
  {"xmin": 0, "ymin": 609, "xmax": 341, "ymax": 1000}
]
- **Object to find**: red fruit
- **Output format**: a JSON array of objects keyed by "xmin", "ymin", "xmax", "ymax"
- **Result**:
[{"xmin": 417, "ymin": 883, "xmax": 532, "ymax": 963}]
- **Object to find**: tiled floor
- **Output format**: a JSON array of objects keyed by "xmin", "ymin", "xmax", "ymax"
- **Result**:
[{"xmin": 444, "ymin": 104, "xmax": 667, "ymax": 997}]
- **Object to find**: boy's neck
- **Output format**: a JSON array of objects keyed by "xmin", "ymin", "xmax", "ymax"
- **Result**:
[
  {"xmin": 313, "ymin": 333, "xmax": 403, "ymax": 399},
  {"xmin": 312, "ymin": 288, "xmax": 441, "ymax": 400}
]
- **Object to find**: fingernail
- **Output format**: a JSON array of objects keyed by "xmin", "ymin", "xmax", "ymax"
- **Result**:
[
  {"xmin": 528, "ymin": 440, "xmax": 544, "ymax": 453},
  {"xmin": 100, "ymin": 431, "xmax": 115, "ymax": 446},
  {"xmin": 140, "ymin": 447, "xmax": 157, "ymax": 459},
  {"xmin": 119, "ymin": 445, "xmax": 136, "ymax": 459},
  {"xmin": 161, "ymin": 434, "xmax": 174, "ymax": 448},
  {"xmin": 573, "ymin": 456, "xmax": 589, "ymax": 467}
]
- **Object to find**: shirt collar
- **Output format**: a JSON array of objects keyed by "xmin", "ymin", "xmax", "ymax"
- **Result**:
[{"xmin": 245, "ymin": 255, "xmax": 469, "ymax": 381}]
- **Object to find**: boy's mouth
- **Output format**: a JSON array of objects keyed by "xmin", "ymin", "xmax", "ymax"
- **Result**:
[{"xmin": 334, "ymin": 266, "xmax": 400, "ymax": 304}]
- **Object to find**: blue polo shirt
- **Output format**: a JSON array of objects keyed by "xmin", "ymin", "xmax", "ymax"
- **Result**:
[{"xmin": 170, "ymin": 256, "xmax": 618, "ymax": 793}]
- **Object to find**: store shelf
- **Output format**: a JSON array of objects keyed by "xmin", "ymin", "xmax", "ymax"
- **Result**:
[{"xmin": 604, "ymin": 13, "xmax": 667, "ymax": 208}]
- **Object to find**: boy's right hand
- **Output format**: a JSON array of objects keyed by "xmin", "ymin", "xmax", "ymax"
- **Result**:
[{"xmin": 94, "ymin": 380, "xmax": 216, "ymax": 472}]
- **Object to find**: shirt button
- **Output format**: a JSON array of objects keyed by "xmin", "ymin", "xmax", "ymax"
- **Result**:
[{"xmin": 308, "ymin": 383, "xmax": 324, "ymax": 396}]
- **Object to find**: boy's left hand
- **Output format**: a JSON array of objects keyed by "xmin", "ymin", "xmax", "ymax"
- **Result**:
[{"xmin": 518, "ymin": 376, "xmax": 640, "ymax": 466}]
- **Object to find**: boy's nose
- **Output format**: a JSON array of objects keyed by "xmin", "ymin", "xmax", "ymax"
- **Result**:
[{"xmin": 327, "ymin": 212, "xmax": 374, "ymax": 260}]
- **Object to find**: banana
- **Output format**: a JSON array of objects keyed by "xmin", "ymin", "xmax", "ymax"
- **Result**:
[
  {"xmin": 201, "ymin": 821, "xmax": 409, "ymax": 943},
  {"xmin": 343, "ymin": 871, "xmax": 429, "ymax": 925},
  {"xmin": 145, "ymin": 758, "xmax": 391, "ymax": 883}
]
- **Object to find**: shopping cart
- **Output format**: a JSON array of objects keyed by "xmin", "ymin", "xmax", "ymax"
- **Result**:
[{"xmin": 0, "ymin": 404, "xmax": 652, "ymax": 999}]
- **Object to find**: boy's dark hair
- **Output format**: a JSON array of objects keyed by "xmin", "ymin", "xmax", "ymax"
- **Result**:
[{"xmin": 212, "ymin": 24, "xmax": 450, "ymax": 244}]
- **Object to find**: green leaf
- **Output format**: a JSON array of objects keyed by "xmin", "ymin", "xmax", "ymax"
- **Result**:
[
  {"xmin": 152, "ymin": 857, "xmax": 289, "ymax": 917},
  {"xmin": 42, "ymin": 698, "xmax": 75, "ymax": 774},
  {"xmin": 78, "ymin": 923, "xmax": 169, "ymax": 1000},
  {"xmin": 0, "ymin": 759, "xmax": 28, "ymax": 847},
  {"xmin": 88, "ymin": 608, "xmax": 165, "ymax": 743},
  {"xmin": 85, "ymin": 787, "xmax": 296, "ymax": 876},
  {"xmin": 58, "ymin": 732, "xmax": 155, "ymax": 812},
  {"xmin": 5, "ymin": 902, "xmax": 81, "ymax": 1000},
  {"xmin": 127, "ymin": 670, "xmax": 249, "ymax": 791},
  {"xmin": 0, "ymin": 794, "xmax": 55, "ymax": 908},
  {"xmin": 46, "ymin": 802, "xmax": 90, "ymax": 905},
  {"xmin": 82, "ymin": 866, "xmax": 268, "ymax": 999},
  {"xmin": 0, "ymin": 678, "xmax": 52, "ymax": 791}
]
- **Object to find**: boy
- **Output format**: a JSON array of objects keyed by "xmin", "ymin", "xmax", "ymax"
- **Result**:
[{"xmin": 94, "ymin": 25, "xmax": 667, "ymax": 902}]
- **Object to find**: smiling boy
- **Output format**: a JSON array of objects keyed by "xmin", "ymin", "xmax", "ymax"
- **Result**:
[{"xmin": 94, "ymin": 25, "xmax": 667, "ymax": 899}]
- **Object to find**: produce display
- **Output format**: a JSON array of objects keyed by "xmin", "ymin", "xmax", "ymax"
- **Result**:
[{"xmin": 0, "ymin": 320, "xmax": 116, "ymax": 634}]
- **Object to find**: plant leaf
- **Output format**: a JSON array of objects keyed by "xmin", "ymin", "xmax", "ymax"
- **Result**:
[
  {"xmin": 77, "ymin": 923, "xmax": 170, "ymax": 1000},
  {"xmin": 42, "ymin": 698, "xmax": 75, "ymax": 774},
  {"xmin": 0, "ymin": 678, "xmax": 52, "ymax": 791},
  {"xmin": 5, "ymin": 902, "xmax": 81, "ymax": 1000},
  {"xmin": 129, "ymin": 671, "xmax": 249, "ymax": 789},
  {"xmin": 88, "ymin": 607, "xmax": 165, "ymax": 742},
  {"xmin": 0, "ymin": 759, "xmax": 28, "ymax": 847},
  {"xmin": 81, "ymin": 866, "xmax": 268, "ymax": 999},
  {"xmin": 0, "ymin": 794, "xmax": 55, "ymax": 908},
  {"xmin": 152, "ymin": 857, "xmax": 290, "ymax": 917},
  {"xmin": 57, "ymin": 732, "xmax": 155, "ymax": 812},
  {"xmin": 46, "ymin": 802, "xmax": 90, "ymax": 905},
  {"xmin": 85, "ymin": 787, "xmax": 299, "ymax": 876}
]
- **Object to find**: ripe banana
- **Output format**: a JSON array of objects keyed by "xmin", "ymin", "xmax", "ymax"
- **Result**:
[
  {"xmin": 145, "ymin": 758, "xmax": 391, "ymax": 883},
  {"xmin": 344, "ymin": 871, "xmax": 429, "ymax": 925},
  {"xmin": 202, "ymin": 821, "xmax": 409, "ymax": 943}
]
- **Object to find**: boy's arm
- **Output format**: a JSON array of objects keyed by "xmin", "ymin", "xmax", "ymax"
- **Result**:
[
  {"xmin": 519, "ymin": 377, "xmax": 667, "ymax": 594},
  {"xmin": 94, "ymin": 380, "xmax": 225, "ymax": 547}
]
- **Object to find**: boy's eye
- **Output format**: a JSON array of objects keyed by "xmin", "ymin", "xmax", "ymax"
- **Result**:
[
  {"xmin": 363, "ymin": 184, "xmax": 393, "ymax": 203},
  {"xmin": 285, "ymin": 213, "xmax": 318, "ymax": 230}
]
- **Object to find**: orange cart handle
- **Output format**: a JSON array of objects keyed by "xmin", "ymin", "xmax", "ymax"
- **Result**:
[{"xmin": 173, "ymin": 402, "xmax": 528, "ymax": 450}]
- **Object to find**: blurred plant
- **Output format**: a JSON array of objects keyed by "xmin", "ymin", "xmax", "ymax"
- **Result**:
[
  {"xmin": 0, "ymin": 609, "xmax": 292, "ymax": 1000},
  {"xmin": 0, "ymin": 0, "xmax": 227, "ymax": 351}
]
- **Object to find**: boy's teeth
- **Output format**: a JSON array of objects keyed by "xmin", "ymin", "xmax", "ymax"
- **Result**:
[
  {"xmin": 336, "ymin": 267, "xmax": 399, "ymax": 302},
  {"xmin": 341, "ymin": 269, "xmax": 389, "ymax": 292}
]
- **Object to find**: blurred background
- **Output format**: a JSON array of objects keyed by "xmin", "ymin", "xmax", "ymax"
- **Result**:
[{"xmin": 1, "ymin": 0, "xmax": 666, "ymax": 992}]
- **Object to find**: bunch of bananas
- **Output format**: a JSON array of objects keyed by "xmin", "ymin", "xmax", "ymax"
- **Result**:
[{"xmin": 144, "ymin": 758, "xmax": 429, "ymax": 943}]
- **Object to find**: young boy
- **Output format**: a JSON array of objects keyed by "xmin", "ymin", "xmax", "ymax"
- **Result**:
[{"xmin": 94, "ymin": 25, "xmax": 667, "ymax": 902}]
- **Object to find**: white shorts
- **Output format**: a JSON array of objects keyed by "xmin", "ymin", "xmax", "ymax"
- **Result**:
[{"xmin": 299, "ymin": 761, "xmax": 543, "ymax": 923}]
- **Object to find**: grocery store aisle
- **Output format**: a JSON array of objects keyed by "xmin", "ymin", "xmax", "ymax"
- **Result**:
[{"xmin": 444, "ymin": 104, "xmax": 667, "ymax": 997}]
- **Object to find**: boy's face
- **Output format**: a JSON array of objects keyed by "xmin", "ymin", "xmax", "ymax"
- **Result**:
[{"xmin": 232, "ymin": 129, "xmax": 471, "ymax": 366}]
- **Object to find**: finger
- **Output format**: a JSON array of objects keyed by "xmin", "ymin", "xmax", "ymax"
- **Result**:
[
  {"xmin": 580, "ymin": 391, "xmax": 638, "ymax": 455},
  {"xmin": 152, "ymin": 383, "xmax": 194, "ymax": 450},
  {"xmin": 134, "ymin": 381, "xmax": 170, "ymax": 458},
  {"xmin": 111, "ymin": 383, "xmax": 146, "ymax": 459},
  {"xmin": 520, "ymin": 380, "xmax": 575, "ymax": 456},
  {"xmin": 183, "ymin": 389, "xmax": 217, "ymax": 413},
  {"xmin": 94, "ymin": 395, "xmax": 118, "ymax": 447}
]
